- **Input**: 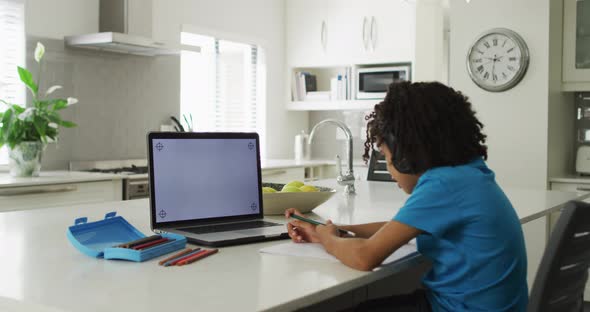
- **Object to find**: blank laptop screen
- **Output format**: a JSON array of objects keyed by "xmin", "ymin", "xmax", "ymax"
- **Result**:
[{"xmin": 151, "ymin": 137, "xmax": 261, "ymax": 224}]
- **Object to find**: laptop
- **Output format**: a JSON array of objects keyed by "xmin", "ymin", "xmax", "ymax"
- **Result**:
[{"xmin": 147, "ymin": 132, "xmax": 289, "ymax": 247}]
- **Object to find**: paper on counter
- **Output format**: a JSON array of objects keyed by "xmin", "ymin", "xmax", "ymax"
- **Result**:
[{"xmin": 259, "ymin": 241, "xmax": 417, "ymax": 270}]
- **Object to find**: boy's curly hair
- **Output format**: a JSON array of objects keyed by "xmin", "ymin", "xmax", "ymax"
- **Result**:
[{"xmin": 363, "ymin": 81, "xmax": 487, "ymax": 173}]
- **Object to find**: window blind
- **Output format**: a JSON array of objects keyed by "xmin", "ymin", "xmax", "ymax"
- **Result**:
[
  {"xmin": 181, "ymin": 32, "xmax": 264, "ymax": 136},
  {"xmin": 0, "ymin": 0, "xmax": 25, "ymax": 165}
]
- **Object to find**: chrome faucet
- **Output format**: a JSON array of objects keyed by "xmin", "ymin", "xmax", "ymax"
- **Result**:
[{"xmin": 308, "ymin": 119, "xmax": 356, "ymax": 195}]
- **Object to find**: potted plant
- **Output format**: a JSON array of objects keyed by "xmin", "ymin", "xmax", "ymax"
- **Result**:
[{"xmin": 0, "ymin": 42, "xmax": 77, "ymax": 177}]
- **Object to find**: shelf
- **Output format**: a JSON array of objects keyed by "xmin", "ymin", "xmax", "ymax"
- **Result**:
[{"xmin": 286, "ymin": 100, "xmax": 381, "ymax": 111}]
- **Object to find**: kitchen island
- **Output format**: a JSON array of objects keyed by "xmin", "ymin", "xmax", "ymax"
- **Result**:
[{"xmin": 0, "ymin": 179, "xmax": 584, "ymax": 312}]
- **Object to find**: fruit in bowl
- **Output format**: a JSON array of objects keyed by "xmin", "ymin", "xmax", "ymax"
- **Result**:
[{"xmin": 261, "ymin": 181, "xmax": 336, "ymax": 215}]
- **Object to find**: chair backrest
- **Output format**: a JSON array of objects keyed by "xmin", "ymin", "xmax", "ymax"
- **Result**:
[
  {"xmin": 528, "ymin": 200, "xmax": 590, "ymax": 312},
  {"xmin": 367, "ymin": 150, "xmax": 395, "ymax": 182}
]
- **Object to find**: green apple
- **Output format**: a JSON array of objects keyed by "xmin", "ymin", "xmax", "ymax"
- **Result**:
[
  {"xmin": 299, "ymin": 185, "xmax": 319, "ymax": 192},
  {"xmin": 281, "ymin": 185, "xmax": 303, "ymax": 192},
  {"xmin": 285, "ymin": 180, "xmax": 304, "ymax": 188},
  {"xmin": 262, "ymin": 187, "xmax": 277, "ymax": 193}
]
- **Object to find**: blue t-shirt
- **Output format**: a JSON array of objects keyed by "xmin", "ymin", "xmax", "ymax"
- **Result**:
[{"xmin": 393, "ymin": 158, "xmax": 528, "ymax": 312}]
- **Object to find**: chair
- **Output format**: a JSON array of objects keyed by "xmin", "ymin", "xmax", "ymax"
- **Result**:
[
  {"xmin": 367, "ymin": 150, "xmax": 395, "ymax": 182},
  {"xmin": 528, "ymin": 200, "xmax": 590, "ymax": 312}
]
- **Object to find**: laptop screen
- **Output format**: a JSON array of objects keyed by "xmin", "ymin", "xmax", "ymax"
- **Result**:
[{"xmin": 150, "ymin": 135, "xmax": 261, "ymax": 224}]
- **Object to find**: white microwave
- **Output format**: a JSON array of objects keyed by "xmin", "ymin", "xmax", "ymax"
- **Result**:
[{"xmin": 356, "ymin": 65, "xmax": 411, "ymax": 99}]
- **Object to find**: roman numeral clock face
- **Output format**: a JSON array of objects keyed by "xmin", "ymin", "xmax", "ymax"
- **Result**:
[{"xmin": 467, "ymin": 28, "xmax": 529, "ymax": 92}]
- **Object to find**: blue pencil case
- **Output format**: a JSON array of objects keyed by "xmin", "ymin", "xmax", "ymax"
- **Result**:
[{"xmin": 67, "ymin": 212, "xmax": 186, "ymax": 262}]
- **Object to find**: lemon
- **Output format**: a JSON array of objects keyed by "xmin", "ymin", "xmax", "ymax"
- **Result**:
[
  {"xmin": 262, "ymin": 187, "xmax": 277, "ymax": 193},
  {"xmin": 299, "ymin": 185, "xmax": 319, "ymax": 192},
  {"xmin": 285, "ymin": 180, "xmax": 304, "ymax": 188},
  {"xmin": 281, "ymin": 185, "xmax": 303, "ymax": 192}
]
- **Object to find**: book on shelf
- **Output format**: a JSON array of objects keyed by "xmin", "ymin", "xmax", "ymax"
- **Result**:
[{"xmin": 291, "ymin": 71, "xmax": 317, "ymax": 101}]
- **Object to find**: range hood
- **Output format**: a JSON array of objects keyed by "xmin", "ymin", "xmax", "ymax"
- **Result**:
[{"xmin": 65, "ymin": 0, "xmax": 178, "ymax": 56}]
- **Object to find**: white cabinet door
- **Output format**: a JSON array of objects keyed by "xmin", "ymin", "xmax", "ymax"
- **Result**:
[
  {"xmin": 563, "ymin": 0, "xmax": 590, "ymax": 88},
  {"xmin": 364, "ymin": 0, "xmax": 416, "ymax": 65},
  {"xmin": 325, "ymin": 0, "xmax": 371, "ymax": 65},
  {"xmin": 286, "ymin": 0, "xmax": 331, "ymax": 67},
  {"xmin": 0, "ymin": 180, "xmax": 122, "ymax": 212},
  {"xmin": 286, "ymin": 0, "xmax": 416, "ymax": 67}
]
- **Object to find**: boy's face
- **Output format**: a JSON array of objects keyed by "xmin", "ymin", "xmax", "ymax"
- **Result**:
[{"xmin": 380, "ymin": 144, "xmax": 420, "ymax": 194}]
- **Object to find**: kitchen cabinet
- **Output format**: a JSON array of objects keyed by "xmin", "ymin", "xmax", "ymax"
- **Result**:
[
  {"xmin": 0, "ymin": 180, "xmax": 122, "ymax": 212},
  {"xmin": 563, "ymin": 0, "xmax": 590, "ymax": 90},
  {"xmin": 286, "ymin": 0, "xmax": 416, "ymax": 67}
]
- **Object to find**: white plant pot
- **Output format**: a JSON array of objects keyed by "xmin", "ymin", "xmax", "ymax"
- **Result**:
[{"xmin": 8, "ymin": 141, "xmax": 46, "ymax": 177}]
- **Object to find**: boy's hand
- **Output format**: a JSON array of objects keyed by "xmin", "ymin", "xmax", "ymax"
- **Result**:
[
  {"xmin": 285, "ymin": 208, "xmax": 320, "ymax": 243},
  {"xmin": 316, "ymin": 220, "xmax": 339, "ymax": 242}
]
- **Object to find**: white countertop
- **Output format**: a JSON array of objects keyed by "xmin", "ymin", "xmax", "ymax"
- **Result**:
[
  {"xmin": 0, "ymin": 179, "xmax": 583, "ymax": 312},
  {"xmin": 261, "ymin": 158, "xmax": 367, "ymax": 170},
  {"xmin": 0, "ymin": 171, "xmax": 123, "ymax": 188},
  {"xmin": 549, "ymin": 175, "xmax": 590, "ymax": 184}
]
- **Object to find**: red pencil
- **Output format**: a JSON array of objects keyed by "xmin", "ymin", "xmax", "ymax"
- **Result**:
[
  {"xmin": 132, "ymin": 238, "xmax": 170, "ymax": 250},
  {"xmin": 177, "ymin": 249, "xmax": 219, "ymax": 266}
]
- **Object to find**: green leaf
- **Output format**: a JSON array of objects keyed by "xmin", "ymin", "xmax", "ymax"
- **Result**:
[
  {"xmin": 51, "ymin": 99, "xmax": 68, "ymax": 110},
  {"xmin": 48, "ymin": 114, "xmax": 62, "ymax": 124},
  {"xmin": 1, "ymin": 109, "xmax": 13, "ymax": 141},
  {"xmin": 33, "ymin": 118, "xmax": 46, "ymax": 143},
  {"xmin": 60, "ymin": 120, "xmax": 77, "ymax": 128},
  {"xmin": 17, "ymin": 66, "xmax": 38, "ymax": 96},
  {"xmin": 11, "ymin": 104, "xmax": 25, "ymax": 114}
]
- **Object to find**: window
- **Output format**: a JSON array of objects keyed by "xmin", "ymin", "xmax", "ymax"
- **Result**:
[
  {"xmin": 0, "ymin": 0, "xmax": 25, "ymax": 166},
  {"xmin": 180, "ymin": 31, "xmax": 266, "ymax": 156}
]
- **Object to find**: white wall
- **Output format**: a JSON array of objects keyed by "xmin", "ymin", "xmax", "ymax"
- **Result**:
[
  {"xmin": 25, "ymin": 0, "xmax": 98, "ymax": 39},
  {"xmin": 152, "ymin": 0, "xmax": 308, "ymax": 159},
  {"xmin": 449, "ymin": 0, "xmax": 554, "ymax": 189}
]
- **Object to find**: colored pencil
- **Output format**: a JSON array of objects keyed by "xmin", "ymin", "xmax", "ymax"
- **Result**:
[
  {"xmin": 115, "ymin": 234, "xmax": 162, "ymax": 248},
  {"xmin": 177, "ymin": 249, "xmax": 219, "ymax": 266},
  {"xmin": 164, "ymin": 248, "xmax": 203, "ymax": 267},
  {"xmin": 132, "ymin": 238, "xmax": 171, "ymax": 250},
  {"xmin": 158, "ymin": 248, "xmax": 193, "ymax": 265}
]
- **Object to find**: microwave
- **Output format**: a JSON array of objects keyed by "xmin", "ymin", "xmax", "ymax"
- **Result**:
[{"xmin": 356, "ymin": 65, "xmax": 411, "ymax": 99}]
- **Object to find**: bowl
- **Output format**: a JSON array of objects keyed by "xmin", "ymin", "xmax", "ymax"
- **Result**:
[{"xmin": 262, "ymin": 182, "xmax": 336, "ymax": 215}]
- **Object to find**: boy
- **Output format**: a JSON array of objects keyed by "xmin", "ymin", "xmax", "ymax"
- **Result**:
[{"xmin": 285, "ymin": 81, "xmax": 528, "ymax": 311}]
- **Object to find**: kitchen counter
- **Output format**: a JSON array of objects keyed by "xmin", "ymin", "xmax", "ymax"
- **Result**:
[
  {"xmin": 0, "ymin": 171, "xmax": 123, "ymax": 188},
  {"xmin": 549, "ymin": 175, "xmax": 590, "ymax": 184},
  {"xmin": 0, "ymin": 179, "xmax": 583, "ymax": 312},
  {"xmin": 310, "ymin": 179, "xmax": 589, "ymax": 224},
  {"xmin": 261, "ymin": 158, "xmax": 367, "ymax": 170}
]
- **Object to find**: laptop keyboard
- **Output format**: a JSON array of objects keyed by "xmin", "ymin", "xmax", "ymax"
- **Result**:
[{"xmin": 179, "ymin": 221, "xmax": 282, "ymax": 234}]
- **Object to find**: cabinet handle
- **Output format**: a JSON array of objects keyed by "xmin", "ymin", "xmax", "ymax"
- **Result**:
[
  {"xmin": 583, "ymin": 97, "xmax": 590, "ymax": 101},
  {"xmin": 362, "ymin": 16, "xmax": 369, "ymax": 51},
  {"xmin": 262, "ymin": 170, "xmax": 287, "ymax": 177},
  {"xmin": 127, "ymin": 180, "xmax": 148, "ymax": 186},
  {"xmin": 370, "ymin": 16, "xmax": 377, "ymax": 51},
  {"xmin": 0, "ymin": 185, "xmax": 78, "ymax": 197},
  {"xmin": 576, "ymin": 187, "xmax": 590, "ymax": 192},
  {"xmin": 321, "ymin": 20, "xmax": 327, "ymax": 52}
]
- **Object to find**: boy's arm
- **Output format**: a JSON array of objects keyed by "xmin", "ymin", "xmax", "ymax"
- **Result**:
[
  {"xmin": 338, "ymin": 222, "xmax": 387, "ymax": 238},
  {"xmin": 318, "ymin": 220, "xmax": 421, "ymax": 271}
]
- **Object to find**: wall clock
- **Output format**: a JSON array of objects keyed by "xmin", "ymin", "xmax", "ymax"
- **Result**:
[{"xmin": 466, "ymin": 28, "xmax": 530, "ymax": 92}]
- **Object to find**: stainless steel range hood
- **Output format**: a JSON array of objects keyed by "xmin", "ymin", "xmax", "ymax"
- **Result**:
[{"xmin": 65, "ymin": 0, "xmax": 178, "ymax": 56}]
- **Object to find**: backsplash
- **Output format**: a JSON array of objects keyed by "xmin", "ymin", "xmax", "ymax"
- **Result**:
[
  {"xmin": 26, "ymin": 37, "xmax": 180, "ymax": 170},
  {"xmin": 308, "ymin": 110, "xmax": 375, "ymax": 162}
]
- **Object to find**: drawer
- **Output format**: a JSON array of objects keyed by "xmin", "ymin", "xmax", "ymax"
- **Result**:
[{"xmin": 0, "ymin": 180, "xmax": 122, "ymax": 212}]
